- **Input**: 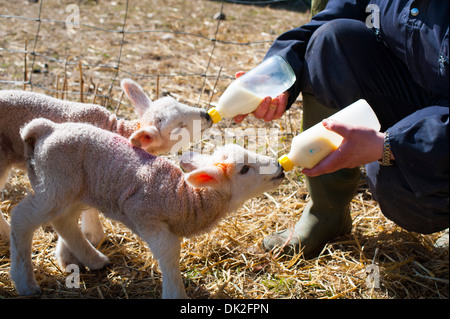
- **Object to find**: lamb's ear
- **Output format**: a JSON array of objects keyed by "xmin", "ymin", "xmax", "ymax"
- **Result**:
[
  {"xmin": 185, "ymin": 166, "xmax": 225, "ymax": 188},
  {"xmin": 129, "ymin": 126, "xmax": 161, "ymax": 150},
  {"xmin": 121, "ymin": 79, "xmax": 152, "ymax": 117}
]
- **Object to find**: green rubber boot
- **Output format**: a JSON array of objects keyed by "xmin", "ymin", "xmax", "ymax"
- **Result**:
[{"xmin": 263, "ymin": 94, "xmax": 361, "ymax": 258}]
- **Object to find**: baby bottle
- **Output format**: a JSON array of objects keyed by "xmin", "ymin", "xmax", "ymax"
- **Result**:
[
  {"xmin": 207, "ymin": 55, "xmax": 296, "ymax": 123},
  {"xmin": 278, "ymin": 99, "xmax": 381, "ymax": 171}
]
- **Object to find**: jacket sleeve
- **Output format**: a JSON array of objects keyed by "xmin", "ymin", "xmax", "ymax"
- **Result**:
[
  {"xmin": 388, "ymin": 105, "xmax": 449, "ymax": 199},
  {"xmin": 264, "ymin": 0, "xmax": 370, "ymax": 108}
]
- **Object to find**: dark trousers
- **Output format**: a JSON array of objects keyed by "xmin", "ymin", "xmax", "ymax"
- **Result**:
[{"xmin": 300, "ymin": 19, "xmax": 449, "ymax": 234}]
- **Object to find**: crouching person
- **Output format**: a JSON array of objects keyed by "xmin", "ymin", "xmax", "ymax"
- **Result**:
[{"xmin": 234, "ymin": 0, "xmax": 449, "ymax": 257}]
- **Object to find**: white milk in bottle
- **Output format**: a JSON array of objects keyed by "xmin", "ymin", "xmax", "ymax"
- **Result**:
[
  {"xmin": 208, "ymin": 82, "xmax": 266, "ymax": 122},
  {"xmin": 278, "ymin": 99, "xmax": 381, "ymax": 171},
  {"xmin": 208, "ymin": 55, "xmax": 296, "ymax": 123}
]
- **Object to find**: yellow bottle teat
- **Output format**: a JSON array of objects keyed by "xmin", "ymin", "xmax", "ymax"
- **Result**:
[
  {"xmin": 207, "ymin": 108, "xmax": 222, "ymax": 124},
  {"xmin": 278, "ymin": 155, "xmax": 294, "ymax": 172}
]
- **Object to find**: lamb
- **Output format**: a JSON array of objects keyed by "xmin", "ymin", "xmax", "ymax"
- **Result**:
[
  {"xmin": 0, "ymin": 79, "xmax": 212, "ymax": 239},
  {"xmin": 10, "ymin": 119, "xmax": 284, "ymax": 298}
]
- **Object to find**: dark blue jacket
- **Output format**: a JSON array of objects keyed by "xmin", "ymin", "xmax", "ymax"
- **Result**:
[
  {"xmin": 266, "ymin": 0, "xmax": 449, "ymax": 219},
  {"xmin": 266, "ymin": 0, "xmax": 448, "ymax": 106}
]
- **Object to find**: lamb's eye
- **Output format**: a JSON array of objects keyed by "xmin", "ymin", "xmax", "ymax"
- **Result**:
[{"xmin": 239, "ymin": 165, "xmax": 250, "ymax": 174}]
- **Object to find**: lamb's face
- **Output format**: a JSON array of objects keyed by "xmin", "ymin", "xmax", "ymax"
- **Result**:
[
  {"xmin": 211, "ymin": 144, "xmax": 284, "ymax": 202},
  {"xmin": 138, "ymin": 97, "xmax": 212, "ymax": 155},
  {"xmin": 182, "ymin": 144, "xmax": 284, "ymax": 209},
  {"xmin": 121, "ymin": 78, "xmax": 212, "ymax": 155}
]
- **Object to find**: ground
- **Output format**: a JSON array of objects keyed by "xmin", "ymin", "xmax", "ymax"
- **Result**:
[{"xmin": 0, "ymin": 0, "xmax": 448, "ymax": 299}]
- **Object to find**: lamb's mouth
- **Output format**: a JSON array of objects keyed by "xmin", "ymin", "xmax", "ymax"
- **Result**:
[{"xmin": 271, "ymin": 170, "xmax": 285, "ymax": 180}]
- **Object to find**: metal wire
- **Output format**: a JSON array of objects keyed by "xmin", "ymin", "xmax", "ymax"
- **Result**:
[{"xmin": 0, "ymin": 0, "xmax": 274, "ymax": 107}]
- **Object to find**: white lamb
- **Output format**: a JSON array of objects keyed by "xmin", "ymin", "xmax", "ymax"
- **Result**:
[
  {"xmin": 0, "ymin": 79, "xmax": 212, "ymax": 240},
  {"xmin": 10, "ymin": 119, "xmax": 284, "ymax": 298}
]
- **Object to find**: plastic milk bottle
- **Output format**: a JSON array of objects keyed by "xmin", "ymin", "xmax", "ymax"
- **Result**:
[
  {"xmin": 207, "ymin": 55, "xmax": 296, "ymax": 123},
  {"xmin": 278, "ymin": 99, "xmax": 381, "ymax": 171}
]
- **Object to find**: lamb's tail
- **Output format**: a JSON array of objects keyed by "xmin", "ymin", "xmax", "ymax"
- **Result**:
[{"xmin": 20, "ymin": 118, "xmax": 56, "ymax": 149}]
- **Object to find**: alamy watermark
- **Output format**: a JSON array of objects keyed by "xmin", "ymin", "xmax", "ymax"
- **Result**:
[
  {"xmin": 365, "ymin": 248, "xmax": 380, "ymax": 289},
  {"xmin": 65, "ymin": 4, "xmax": 80, "ymax": 34},
  {"xmin": 365, "ymin": 4, "xmax": 380, "ymax": 29},
  {"xmin": 64, "ymin": 3, "xmax": 381, "ymax": 33},
  {"xmin": 365, "ymin": 264, "xmax": 380, "ymax": 289},
  {"xmin": 168, "ymin": 122, "xmax": 284, "ymax": 175},
  {"xmin": 65, "ymin": 264, "xmax": 80, "ymax": 289},
  {"xmin": 63, "ymin": 3, "xmax": 395, "ymax": 176}
]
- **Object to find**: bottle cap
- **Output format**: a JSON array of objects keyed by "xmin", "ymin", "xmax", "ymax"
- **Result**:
[
  {"xmin": 207, "ymin": 108, "xmax": 222, "ymax": 123},
  {"xmin": 278, "ymin": 155, "xmax": 294, "ymax": 172}
]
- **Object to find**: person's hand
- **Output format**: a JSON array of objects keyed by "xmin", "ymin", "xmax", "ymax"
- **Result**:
[
  {"xmin": 233, "ymin": 71, "xmax": 289, "ymax": 123},
  {"xmin": 302, "ymin": 119, "xmax": 388, "ymax": 177}
]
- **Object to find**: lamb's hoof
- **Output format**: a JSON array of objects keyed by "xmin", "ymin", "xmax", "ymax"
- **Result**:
[
  {"xmin": 16, "ymin": 281, "xmax": 42, "ymax": 297},
  {"xmin": 83, "ymin": 231, "xmax": 105, "ymax": 247},
  {"xmin": 86, "ymin": 253, "xmax": 110, "ymax": 270},
  {"xmin": 55, "ymin": 240, "xmax": 85, "ymax": 270},
  {"xmin": 56, "ymin": 251, "xmax": 85, "ymax": 271},
  {"xmin": 22, "ymin": 286, "xmax": 42, "ymax": 297},
  {"xmin": 162, "ymin": 289, "xmax": 189, "ymax": 299}
]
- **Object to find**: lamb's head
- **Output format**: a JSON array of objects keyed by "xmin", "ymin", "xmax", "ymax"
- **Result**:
[
  {"xmin": 121, "ymin": 79, "xmax": 212, "ymax": 155},
  {"xmin": 181, "ymin": 144, "xmax": 284, "ymax": 211}
]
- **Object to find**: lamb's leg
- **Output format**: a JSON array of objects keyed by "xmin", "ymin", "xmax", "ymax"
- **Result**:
[
  {"xmin": 0, "ymin": 166, "xmax": 11, "ymax": 238},
  {"xmin": 142, "ymin": 225, "xmax": 187, "ymax": 299},
  {"xmin": 81, "ymin": 207, "xmax": 105, "ymax": 246},
  {"xmin": 56, "ymin": 206, "xmax": 106, "ymax": 268},
  {"xmin": 54, "ymin": 236, "xmax": 84, "ymax": 269},
  {"xmin": 10, "ymin": 194, "xmax": 50, "ymax": 296},
  {"xmin": 52, "ymin": 207, "xmax": 109, "ymax": 271}
]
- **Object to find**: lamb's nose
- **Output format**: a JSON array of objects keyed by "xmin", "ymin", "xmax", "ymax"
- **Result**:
[{"xmin": 201, "ymin": 109, "xmax": 213, "ymax": 126}]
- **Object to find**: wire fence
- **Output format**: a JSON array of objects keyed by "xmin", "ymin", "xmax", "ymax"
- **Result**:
[
  {"xmin": 0, "ymin": 0, "xmax": 299, "ymax": 110},
  {"xmin": 0, "ymin": 0, "xmax": 309, "ymax": 155}
]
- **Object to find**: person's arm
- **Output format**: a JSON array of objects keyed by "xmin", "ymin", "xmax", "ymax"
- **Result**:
[
  {"xmin": 265, "ymin": 0, "xmax": 369, "ymax": 108},
  {"xmin": 301, "ymin": 119, "xmax": 386, "ymax": 176},
  {"xmin": 234, "ymin": 0, "xmax": 370, "ymax": 123},
  {"xmin": 303, "ymin": 106, "xmax": 449, "ymax": 200},
  {"xmin": 387, "ymin": 106, "xmax": 449, "ymax": 198}
]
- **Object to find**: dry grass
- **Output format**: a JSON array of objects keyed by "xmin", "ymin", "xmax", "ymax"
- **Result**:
[{"xmin": 0, "ymin": 0, "xmax": 448, "ymax": 299}]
